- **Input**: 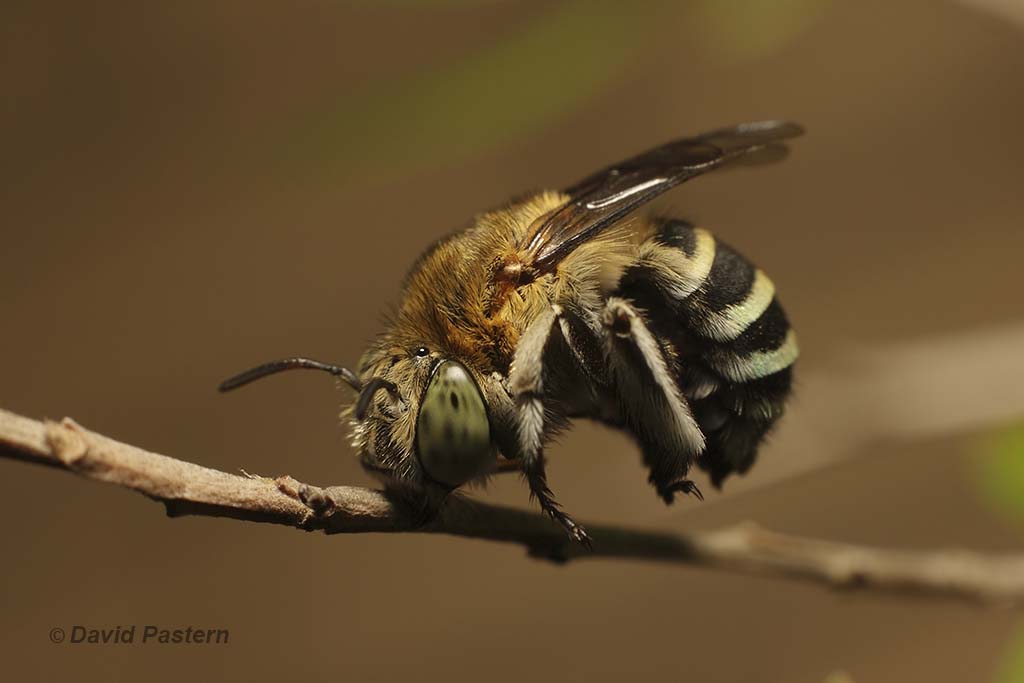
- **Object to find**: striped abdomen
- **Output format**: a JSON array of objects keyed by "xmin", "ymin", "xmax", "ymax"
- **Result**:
[{"xmin": 616, "ymin": 219, "xmax": 797, "ymax": 486}]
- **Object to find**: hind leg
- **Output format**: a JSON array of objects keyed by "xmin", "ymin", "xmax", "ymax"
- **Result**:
[{"xmin": 600, "ymin": 298, "xmax": 707, "ymax": 504}]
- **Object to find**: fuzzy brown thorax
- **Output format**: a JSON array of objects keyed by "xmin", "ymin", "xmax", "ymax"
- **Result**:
[{"xmin": 365, "ymin": 191, "xmax": 635, "ymax": 380}]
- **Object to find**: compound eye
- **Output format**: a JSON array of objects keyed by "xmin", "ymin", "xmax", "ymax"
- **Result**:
[{"xmin": 415, "ymin": 360, "xmax": 493, "ymax": 487}]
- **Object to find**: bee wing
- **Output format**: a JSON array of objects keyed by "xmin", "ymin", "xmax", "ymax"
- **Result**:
[{"xmin": 523, "ymin": 120, "xmax": 804, "ymax": 273}]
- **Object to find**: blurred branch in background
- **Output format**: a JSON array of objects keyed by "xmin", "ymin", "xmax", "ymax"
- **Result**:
[
  {"xmin": 2, "ymin": 407, "xmax": 1024, "ymax": 604},
  {"xmin": 714, "ymin": 322, "xmax": 1024, "ymax": 503}
]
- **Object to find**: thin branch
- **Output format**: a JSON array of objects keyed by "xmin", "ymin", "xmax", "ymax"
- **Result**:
[{"xmin": 2, "ymin": 407, "xmax": 1023, "ymax": 604}]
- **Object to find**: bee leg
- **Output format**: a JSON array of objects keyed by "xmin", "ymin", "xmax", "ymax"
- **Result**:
[
  {"xmin": 600, "ymin": 297, "xmax": 707, "ymax": 505},
  {"xmin": 509, "ymin": 305, "xmax": 592, "ymax": 547},
  {"xmin": 657, "ymin": 477, "xmax": 704, "ymax": 503},
  {"xmin": 524, "ymin": 455, "xmax": 592, "ymax": 548}
]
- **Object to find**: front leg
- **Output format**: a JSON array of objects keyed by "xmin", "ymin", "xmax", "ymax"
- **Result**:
[{"xmin": 508, "ymin": 305, "xmax": 592, "ymax": 547}]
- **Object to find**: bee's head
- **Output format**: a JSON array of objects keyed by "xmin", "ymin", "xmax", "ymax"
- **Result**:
[
  {"xmin": 219, "ymin": 347, "xmax": 496, "ymax": 489},
  {"xmin": 354, "ymin": 345, "xmax": 495, "ymax": 488}
]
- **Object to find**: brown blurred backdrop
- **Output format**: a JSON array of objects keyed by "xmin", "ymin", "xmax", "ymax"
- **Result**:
[{"xmin": 3, "ymin": 1, "xmax": 1024, "ymax": 681}]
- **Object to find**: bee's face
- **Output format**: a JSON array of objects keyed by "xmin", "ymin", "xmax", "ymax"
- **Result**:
[{"xmin": 355, "ymin": 344, "xmax": 495, "ymax": 488}]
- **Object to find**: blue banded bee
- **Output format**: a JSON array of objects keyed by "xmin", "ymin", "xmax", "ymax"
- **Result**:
[{"xmin": 220, "ymin": 121, "xmax": 802, "ymax": 546}]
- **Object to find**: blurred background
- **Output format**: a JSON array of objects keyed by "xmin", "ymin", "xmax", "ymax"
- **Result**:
[{"xmin": 3, "ymin": 1, "xmax": 1024, "ymax": 681}]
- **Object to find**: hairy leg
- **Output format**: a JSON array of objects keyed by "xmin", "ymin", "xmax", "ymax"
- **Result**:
[
  {"xmin": 508, "ymin": 305, "xmax": 594, "ymax": 546},
  {"xmin": 601, "ymin": 297, "xmax": 707, "ymax": 504}
]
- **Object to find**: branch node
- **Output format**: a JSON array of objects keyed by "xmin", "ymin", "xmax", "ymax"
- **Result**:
[
  {"xmin": 274, "ymin": 475, "xmax": 302, "ymax": 499},
  {"xmin": 44, "ymin": 417, "xmax": 89, "ymax": 467},
  {"xmin": 297, "ymin": 483, "xmax": 337, "ymax": 517}
]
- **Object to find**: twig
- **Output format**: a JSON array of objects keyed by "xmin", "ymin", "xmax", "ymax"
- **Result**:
[{"xmin": 1, "ymin": 407, "xmax": 1023, "ymax": 604}]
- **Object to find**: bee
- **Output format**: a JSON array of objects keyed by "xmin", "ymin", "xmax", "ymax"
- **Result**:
[{"xmin": 220, "ymin": 121, "xmax": 803, "ymax": 546}]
